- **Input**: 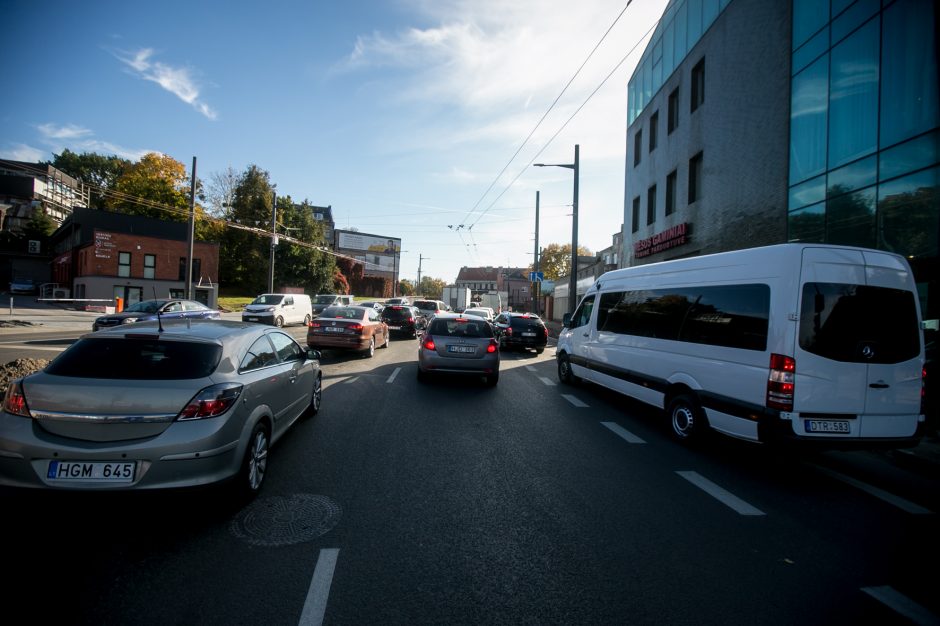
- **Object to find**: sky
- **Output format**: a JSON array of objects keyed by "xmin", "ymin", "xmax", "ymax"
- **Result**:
[{"xmin": 2, "ymin": 0, "xmax": 669, "ymax": 287}]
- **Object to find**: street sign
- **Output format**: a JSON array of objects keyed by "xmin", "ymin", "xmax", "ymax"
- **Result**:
[{"xmin": 529, "ymin": 271, "xmax": 544, "ymax": 282}]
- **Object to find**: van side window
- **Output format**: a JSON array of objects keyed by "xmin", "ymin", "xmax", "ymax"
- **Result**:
[
  {"xmin": 285, "ymin": 296, "xmax": 293, "ymax": 306},
  {"xmin": 570, "ymin": 295, "xmax": 595, "ymax": 328},
  {"xmin": 598, "ymin": 284, "xmax": 770, "ymax": 351},
  {"xmin": 799, "ymin": 283, "xmax": 919, "ymax": 364}
]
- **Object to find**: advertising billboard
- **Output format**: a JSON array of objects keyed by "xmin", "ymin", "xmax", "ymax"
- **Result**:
[{"xmin": 336, "ymin": 231, "xmax": 400, "ymax": 254}]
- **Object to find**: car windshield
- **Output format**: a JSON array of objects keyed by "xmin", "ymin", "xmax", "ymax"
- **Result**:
[
  {"xmin": 382, "ymin": 307, "xmax": 412, "ymax": 320},
  {"xmin": 414, "ymin": 301, "xmax": 436, "ymax": 310},
  {"xmin": 315, "ymin": 296, "xmax": 338, "ymax": 304},
  {"xmin": 122, "ymin": 300, "xmax": 165, "ymax": 314},
  {"xmin": 45, "ymin": 337, "xmax": 222, "ymax": 379},
  {"xmin": 251, "ymin": 295, "xmax": 283, "ymax": 305}
]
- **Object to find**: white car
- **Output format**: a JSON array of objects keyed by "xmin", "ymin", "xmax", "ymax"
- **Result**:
[{"xmin": 461, "ymin": 307, "xmax": 495, "ymax": 323}]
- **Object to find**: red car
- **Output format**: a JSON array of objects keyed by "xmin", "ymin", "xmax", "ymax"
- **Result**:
[{"xmin": 306, "ymin": 305, "xmax": 389, "ymax": 357}]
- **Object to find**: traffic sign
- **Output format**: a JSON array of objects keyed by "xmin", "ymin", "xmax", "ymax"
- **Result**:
[{"xmin": 529, "ymin": 271, "xmax": 544, "ymax": 282}]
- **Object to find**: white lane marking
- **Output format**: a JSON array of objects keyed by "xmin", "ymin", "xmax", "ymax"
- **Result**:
[
  {"xmin": 298, "ymin": 548, "xmax": 340, "ymax": 626},
  {"xmin": 525, "ymin": 366, "xmax": 536, "ymax": 372},
  {"xmin": 0, "ymin": 345, "xmax": 66, "ymax": 353},
  {"xmin": 386, "ymin": 367, "xmax": 401, "ymax": 383},
  {"xmin": 861, "ymin": 586, "xmax": 940, "ymax": 625},
  {"xmin": 811, "ymin": 465, "xmax": 933, "ymax": 515},
  {"xmin": 676, "ymin": 471, "xmax": 766, "ymax": 516},
  {"xmin": 539, "ymin": 376, "xmax": 556, "ymax": 386},
  {"xmin": 601, "ymin": 421, "xmax": 646, "ymax": 444},
  {"xmin": 343, "ymin": 376, "xmax": 359, "ymax": 385},
  {"xmin": 562, "ymin": 394, "xmax": 588, "ymax": 407}
]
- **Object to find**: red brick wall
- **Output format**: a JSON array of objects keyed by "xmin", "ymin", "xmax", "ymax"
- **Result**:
[{"xmin": 77, "ymin": 229, "xmax": 220, "ymax": 281}]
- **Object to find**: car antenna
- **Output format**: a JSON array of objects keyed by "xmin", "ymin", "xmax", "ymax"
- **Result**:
[{"xmin": 153, "ymin": 287, "xmax": 164, "ymax": 333}]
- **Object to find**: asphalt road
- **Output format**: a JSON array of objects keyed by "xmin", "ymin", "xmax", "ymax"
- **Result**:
[{"xmin": 1, "ymin": 315, "xmax": 939, "ymax": 624}]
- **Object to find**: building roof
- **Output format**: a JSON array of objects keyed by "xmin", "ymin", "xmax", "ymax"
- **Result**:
[{"xmin": 456, "ymin": 266, "xmax": 501, "ymax": 281}]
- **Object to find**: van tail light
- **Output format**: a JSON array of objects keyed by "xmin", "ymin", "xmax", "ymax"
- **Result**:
[
  {"xmin": 423, "ymin": 337, "xmax": 436, "ymax": 351},
  {"xmin": 2, "ymin": 381, "xmax": 30, "ymax": 417},
  {"xmin": 487, "ymin": 339, "xmax": 497, "ymax": 353},
  {"xmin": 178, "ymin": 383, "xmax": 243, "ymax": 420},
  {"xmin": 767, "ymin": 353, "xmax": 795, "ymax": 411}
]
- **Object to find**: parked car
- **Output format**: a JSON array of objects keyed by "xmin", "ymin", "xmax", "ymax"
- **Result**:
[
  {"xmin": 0, "ymin": 321, "xmax": 322, "ymax": 498},
  {"xmin": 494, "ymin": 312, "xmax": 549, "ymax": 353},
  {"xmin": 417, "ymin": 313, "xmax": 500, "ymax": 386},
  {"xmin": 242, "ymin": 293, "xmax": 312, "ymax": 327},
  {"xmin": 413, "ymin": 299, "xmax": 448, "ymax": 320},
  {"xmin": 93, "ymin": 299, "xmax": 221, "ymax": 331},
  {"xmin": 312, "ymin": 294, "xmax": 355, "ymax": 317},
  {"xmin": 461, "ymin": 307, "xmax": 495, "ymax": 323},
  {"xmin": 307, "ymin": 305, "xmax": 389, "ymax": 357},
  {"xmin": 359, "ymin": 300, "xmax": 386, "ymax": 313},
  {"xmin": 381, "ymin": 305, "xmax": 424, "ymax": 338},
  {"xmin": 8, "ymin": 277, "xmax": 37, "ymax": 295}
]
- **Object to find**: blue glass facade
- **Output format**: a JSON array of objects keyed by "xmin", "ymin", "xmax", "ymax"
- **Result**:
[{"xmin": 787, "ymin": 0, "xmax": 939, "ymax": 315}]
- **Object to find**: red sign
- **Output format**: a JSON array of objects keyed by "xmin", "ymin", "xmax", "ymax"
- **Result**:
[{"xmin": 634, "ymin": 223, "xmax": 689, "ymax": 258}]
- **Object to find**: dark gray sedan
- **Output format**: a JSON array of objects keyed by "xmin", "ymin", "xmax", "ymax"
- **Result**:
[
  {"xmin": 0, "ymin": 321, "xmax": 322, "ymax": 498},
  {"xmin": 93, "ymin": 299, "xmax": 221, "ymax": 331},
  {"xmin": 416, "ymin": 313, "xmax": 500, "ymax": 386}
]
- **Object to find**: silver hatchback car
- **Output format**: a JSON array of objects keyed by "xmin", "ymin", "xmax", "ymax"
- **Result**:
[
  {"xmin": 0, "ymin": 320, "xmax": 322, "ymax": 499},
  {"xmin": 416, "ymin": 313, "xmax": 500, "ymax": 386}
]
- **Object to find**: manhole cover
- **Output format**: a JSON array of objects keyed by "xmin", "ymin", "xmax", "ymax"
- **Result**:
[{"xmin": 231, "ymin": 493, "xmax": 342, "ymax": 547}]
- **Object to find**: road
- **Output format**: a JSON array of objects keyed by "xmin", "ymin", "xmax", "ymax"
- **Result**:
[{"xmin": 1, "ymin": 323, "xmax": 938, "ymax": 625}]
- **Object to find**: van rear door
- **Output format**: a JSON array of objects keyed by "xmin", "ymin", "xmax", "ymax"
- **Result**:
[{"xmin": 796, "ymin": 247, "xmax": 922, "ymax": 437}]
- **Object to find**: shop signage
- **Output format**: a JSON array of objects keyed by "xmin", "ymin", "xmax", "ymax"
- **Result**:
[{"xmin": 634, "ymin": 223, "xmax": 689, "ymax": 258}]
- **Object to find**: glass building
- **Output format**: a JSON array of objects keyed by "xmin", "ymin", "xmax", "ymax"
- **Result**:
[{"xmin": 787, "ymin": 0, "xmax": 939, "ymax": 317}]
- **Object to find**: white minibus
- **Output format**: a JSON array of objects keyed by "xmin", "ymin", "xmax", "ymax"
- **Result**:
[
  {"xmin": 555, "ymin": 244, "xmax": 926, "ymax": 447},
  {"xmin": 242, "ymin": 293, "xmax": 313, "ymax": 327}
]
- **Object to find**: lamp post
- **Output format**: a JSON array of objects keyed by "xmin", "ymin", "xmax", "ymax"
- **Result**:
[
  {"xmin": 534, "ymin": 143, "xmax": 579, "ymax": 315},
  {"xmin": 268, "ymin": 189, "xmax": 277, "ymax": 293}
]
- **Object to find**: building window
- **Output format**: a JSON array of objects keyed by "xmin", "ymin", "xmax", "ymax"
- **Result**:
[
  {"xmin": 144, "ymin": 254, "xmax": 156, "ymax": 279},
  {"xmin": 634, "ymin": 130, "xmax": 642, "ymax": 166},
  {"xmin": 688, "ymin": 152, "xmax": 703, "ymax": 204},
  {"xmin": 118, "ymin": 252, "xmax": 131, "ymax": 278},
  {"xmin": 632, "ymin": 196, "xmax": 641, "ymax": 233},
  {"xmin": 647, "ymin": 185, "xmax": 657, "ymax": 225},
  {"xmin": 178, "ymin": 257, "xmax": 201, "ymax": 282},
  {"xmin": 691, "ymin": 58, "xmax": 705, "ymax": 113},
  {"xmin": 668, "ymin": 87, "xmax": 679, "ymax": 133},
  {"xmin": 666, "ymin": 170, "xmax": 677, "ymax": 216},
  {"xmin": 649, "ymin": 111, "xmax": 659, "ymax": 152}
]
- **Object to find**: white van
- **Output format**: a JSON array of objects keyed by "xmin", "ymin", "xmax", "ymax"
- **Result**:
[
  {"xmin": 556, "ymin": 243, "xmax": 925, "ymax": 447},
  {"xmin": 242, "ymin": 293, "xmax": 313, "ymax": 327}
]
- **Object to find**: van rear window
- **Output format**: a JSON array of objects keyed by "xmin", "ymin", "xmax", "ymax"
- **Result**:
[{"xmin": 799, "ymin": 283, "xmax": 920, "ymax": 364}]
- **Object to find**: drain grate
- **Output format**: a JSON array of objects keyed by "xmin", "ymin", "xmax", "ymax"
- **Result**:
[{"xmin": 231, "ymin": 493, "xmax": 342, "ymax": 547}]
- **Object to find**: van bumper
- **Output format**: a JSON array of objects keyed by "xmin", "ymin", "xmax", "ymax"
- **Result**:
[{"xmin": 757, "ymin": 414, "xmax": 925, "ymax": 450}]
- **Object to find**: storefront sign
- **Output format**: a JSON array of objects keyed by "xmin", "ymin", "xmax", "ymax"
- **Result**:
[
  {"xmin": 94, "ymin": 231, "xmax": 115, "ymax": 259},
  {"xmin": 634, "ymin": 223, "xmax": 689, "ymax": 258}
]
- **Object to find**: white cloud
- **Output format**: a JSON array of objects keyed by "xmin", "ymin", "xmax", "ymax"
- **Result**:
[
  {"xmin": 33, "ymin": 122, "xmax": 153, "ymax": 161},
  {"xmin": 36, "ymin": 123, "xmax": 93, "ymax": 141},
  {"xmin": 0, "ymin": 143, "xmax": 47, "ymax": 162},
  {"xmin": 115, "ymin": 48, "xmax": 217, "ymax": 120}
]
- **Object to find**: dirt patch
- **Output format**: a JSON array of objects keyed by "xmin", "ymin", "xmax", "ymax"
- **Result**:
[{"xmin": 0, "ymin": 358, "xmax": 50, "ymax": 391}]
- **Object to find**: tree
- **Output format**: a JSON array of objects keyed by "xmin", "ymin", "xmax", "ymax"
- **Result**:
[
  {"xmin": 219, "ymin": 165, "xmax": 276, "ymax": 295},
  {"xmin": 205, "ymin": 166, "xmax": 241, "ymax": 218},
  {"xmin": 47, "ymin": 149, "xmax": 130, "ymax": 209},
  {"xmin": 535, "ymin": 243, "xmax": 593, "ymax": 280},
  {"xmin": 22, "ymin": 207, "xmax": 56, "ymax": 239},
  {"xmin": 417, "ymin": 276, "xmax": 447, "ymax": 299},
  {"xmin": 399, "ymin": 279, "xmax": 415, "ymax": 296},
  {"xmin": 107, "ymin": 153, "xmax": 193, "ymax": 221}
]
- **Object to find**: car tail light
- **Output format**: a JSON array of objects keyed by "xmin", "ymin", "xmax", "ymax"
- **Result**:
[
  {"xmin": 407, "ymin": 316, "xmax": 415, "ymax": 323},
  {"xmin": 177, "ymin": 383, "xmax": 243, "ymax": 420},
  {"xmin": 2, "ymin": 381, "xmax": 30, "ymax": 417},
  {"xmin": 309, "ymin": 321, "xmax": 320, "ymax": 328},
  {"xmin": 543, "ymin": 327, "xmax": 549, "ymax": 338},
  {"xmin": 487, "ymin": 339, "xmax": 497, "ymax": 353},
  {"xmin": 348, "ymin": 323, "xmax": 363, "ymax": 332},
  {"xmin": 505, "ymin": 327, "xmax": 513, "ymax": 336},
  {"xmin": 767, "ymin": 353, "xmax": 795, "ymax": 411},
  {"xmin": 423, "ymin": 337, "xmax": 436, "ymax": 351}
]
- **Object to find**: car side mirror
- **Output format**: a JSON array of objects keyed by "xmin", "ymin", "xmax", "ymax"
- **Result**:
[
  {"xmin": 307, "ymin": 349, "xmax": 322, "ymax": 361},
  {"xmin": 562, "ymin": 313, "xmax": 572, "ymax": 328}
]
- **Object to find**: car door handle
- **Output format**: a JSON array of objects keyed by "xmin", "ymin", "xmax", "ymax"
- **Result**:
[
  {"xmin": 582, "ymin": 332, "xmax": 589, "ymax": 337},
  {"xmin": 869, "ymin": 382, "xmax": 889, "ymax": 389}
]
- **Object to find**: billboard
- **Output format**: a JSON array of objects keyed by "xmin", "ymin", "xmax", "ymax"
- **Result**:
[{"xmin": 336, "ymin": 231, "xmax": 400, "ymax": 254}]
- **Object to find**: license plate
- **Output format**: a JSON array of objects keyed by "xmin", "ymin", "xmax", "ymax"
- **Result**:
[
  {"xmin": 389, "ymin": 325, "xmax": 401, "ymax": 330},
  {"xmin": 47, "ymin": 460, "xmax": 136, "ymax": 482},
  {"xmin": 448, "ymin": 345, "xmax": 475, "ymax": 353},
  {"xmin": 804, "ymin": 420, "xmax": 850, "ymax": 434},
  {"xmin": 324, "ymin": 327, "xmax": 344, "ymax": 332},
  {"xmin": 246, "ymin": 317, "xmax": 259, "ymax": 322},
  {"xmin": 522, "ymin": 332, "xmax": 536, "ymax": 337}
]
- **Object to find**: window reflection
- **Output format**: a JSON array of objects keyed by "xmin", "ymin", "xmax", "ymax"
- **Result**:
[
  {"xmin": 879, "ymin": 166, "xmax": 940, "ymax": 258},
  {"xmin": 828, "ymin": 18, "xmax": 879, "ymax": 169},
  {"xmin": 828, "ymin": 187, "xmax": 876, "ymax": 248},
  {"xmin": 790, "ymin": 56, "xmax": 829, "ymax": 184},
  {"xmin": 789, "ymin": 202, "xmax": 826, "ymax": 243}
]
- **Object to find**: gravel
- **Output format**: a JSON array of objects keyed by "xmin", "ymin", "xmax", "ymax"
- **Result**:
[{"xmin": 0, "ymin": 358, "xmax": 50, "ymax": 392}]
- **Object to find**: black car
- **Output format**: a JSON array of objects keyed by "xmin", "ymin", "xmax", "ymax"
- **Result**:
[
  {"xmin": 93, "ymin": 299, "xmax": 221, "ymax": 331},
  {"xmin": 494, "ymin": 312, "xmax": 548, "ymax": 353},
  {"xmin": 381, "ymin": 305, "xmax": 424, "ymax": 338}
]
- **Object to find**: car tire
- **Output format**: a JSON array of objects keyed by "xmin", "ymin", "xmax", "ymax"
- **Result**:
[
  {"xmin": 536, "ymin": 347, "xmax": 545, "ymax": 354},
  {"xmin": 381, "ymin": 331, "xmax": 389, "ymax": 349},
  {"xmin": 306, "ymin": 373, "xmax": 322, "ymax": 416},
  {"xmin": 557, "ymin": 353, "xmax": 579, "ymax": 385},
  {"xmin": 236, "ymin": 422, "xmax": 270, "ymax": 499},
  {"xmin": 364, "ymin": 337, "xmax": 375, "ymax": 358},
  {"xmin": 275, "ymin": 316, "xmax": 284, "ymax": 328},
  {"xmin": 485, "ymin": 372, "xmax": 499, "ymax": 387},
  {"xmin": 668, "ymin": 393, "xmax": 707, "ymax": 443}
]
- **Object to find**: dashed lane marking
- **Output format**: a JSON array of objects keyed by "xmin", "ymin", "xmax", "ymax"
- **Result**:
[
  {"xmin": 539, "ymin": 376, "xmax": 556, "ymax": 386},
  {"xmin": 386, "ymin": 367, "xmax": 401, "ymax": 383},
  {"xmin": 562, "ymin": 394, "xmax": 588, "ymax": 407},
  {"xmin": 860, "ymin": 586, "xmax": 940, "ymax": 625},
  {"xmin": 676, "ymin": 471, "xmax": 766, "ymax": 516},
  {"xmin": 811, "ymin": 464, "xmax": 933, "ymax": 515},
  {"xmin": 601, "ymin": 421, "xmax": 647, "ymax": 444},
  {"xmin": 298, "ymin": 548, "xmax": 340, "ymax": 626}
]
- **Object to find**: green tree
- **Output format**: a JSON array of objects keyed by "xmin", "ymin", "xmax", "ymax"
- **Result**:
[
  {"xmin": 399, "ymin": 279, "xmax": 415, "ymax": 296},
  {"xmin": 535, "ymin": 243, "xmax": 593, "ymax": 280},
  {"xmin": 48, "ymin": 149, "xmax": 130, "ymax": 209},
  {"xmin": 219, "ymin": 165, "xmax": 276, "ymax": 295},
  {"xmin": 22, "ymin": 207, "xmax": 57, "ymax": 239},
  {"xmin": 417, "ymin": 276, "xmax": 447, "ymax": 299},
  {"xmin": 108, "ymin": 153, "xmax": 193, "ymax": 220},
  {"xmin": 275, "ymin": 196, "xmax": 334, "ymax": 294}
]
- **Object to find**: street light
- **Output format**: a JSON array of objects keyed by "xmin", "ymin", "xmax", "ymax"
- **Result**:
[{"xmin": 534, "ymin": 144, "xmax": 579, "ymax": 315}]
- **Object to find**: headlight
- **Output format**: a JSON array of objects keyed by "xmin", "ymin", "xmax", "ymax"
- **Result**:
[{"xmin": 121, "ymin": 317, "xmax": 138, "ymax": 324}]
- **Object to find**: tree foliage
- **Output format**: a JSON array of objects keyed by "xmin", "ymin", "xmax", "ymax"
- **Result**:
[
  {"xmin": 417, "ymin": 276, "xmax": 447, "ymax": 299},
  {"xmin": 47, "ymin": 149, "xmax": 131, "ymax": 209},
  {"xmin": 398, "ymin": 279, "xmax": 415, "ymax": 296},
  {"xmin": 535, "ymin": 243, "xmax": 593, "ymax": 280},
  {"xmin": 108, "ymin": 153, "xmax": 193, "ymax": 221},
  {"xmin": 23, "ymin": 207, "xmax": 57, "ymax": 239}
]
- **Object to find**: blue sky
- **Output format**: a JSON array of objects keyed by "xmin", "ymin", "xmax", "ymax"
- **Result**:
[{"xmin": 2, "ymin": 0, "xmax": 667, "ymax": 285}]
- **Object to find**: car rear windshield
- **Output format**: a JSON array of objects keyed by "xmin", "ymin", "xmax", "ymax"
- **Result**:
[
  {"xmin": 428, "ymin": 318, "xmax": 494, "ymax": 338},
  {"xmin": 799, "ymin": 282, "xmax": 920, "ymax": 364},
  {"xmin": 509, "ymin": 316, "xmax": 545, "ymax": 330},
  {"xmin": 320, "ymin": 307, "xmax": 363, "ymax": 319},
  {"xmin": 413, "ymin": 301, "xmax": 436, "ymax": 310},
  {"xmin": 46, "ymin": 337, "xmax": 222, "ymax": 380},
  {"xmin": 382, "ymin": 307, "xmax": 413, "ymax": 320}
]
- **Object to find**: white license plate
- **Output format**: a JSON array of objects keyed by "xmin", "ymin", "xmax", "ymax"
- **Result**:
[
  {"xmin": 47, "ymin": 460, "xmax": 136, "ymax": 482},
  {"xmin": 246, "ymin": 317, "xmax": 259, "ymax": 322},
  {"xmin": 804, "ymin": 420, "xmax": 850, "ymax": 434},
  {"xmin": 522, "ymin": 332, "xmax": 536, "ymax": 337},
  {"xmin": 324, "ymin": 327, "xmax": 344, "ymax": 332},
  {"xmin": 448, "ymin": 345, "xmax": 475, "ymax": 353},
  {"xmin": 389, "ymin": 325, "xmax": 401, "ymax": 330}
]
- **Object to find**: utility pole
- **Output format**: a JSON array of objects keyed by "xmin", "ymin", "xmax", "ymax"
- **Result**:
[
  {"xmin": 186, "ymin": 156, "xmax": 196, "ymax": 300},
  {"xmin": 417, "ymin": 254, "xmax": 429, "ymax": 293},
  {"xmin": 532, "ymin": 190, "xmax": 539, "ymax": 316},
  {"xmin": 268, "ymin": 190, "xmax": 277, "ymax": 293}
]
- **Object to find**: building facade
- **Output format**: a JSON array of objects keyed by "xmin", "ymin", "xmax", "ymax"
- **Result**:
[{"xmin": 624, "ymin": 0, "xmax": 939, "ymax": 321}]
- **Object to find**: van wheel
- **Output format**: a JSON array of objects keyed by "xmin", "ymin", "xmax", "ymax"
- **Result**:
[
  {"xmin": 274, "ymin": 316, "xmax": 284, "ymax": 328},
  {"xmin": 557, "ymin": 354, "xmax": 579, "ymax": 385},
  {"xmin": 668, "ymin": 394, "xmax": 706, "ymax": 442}
]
